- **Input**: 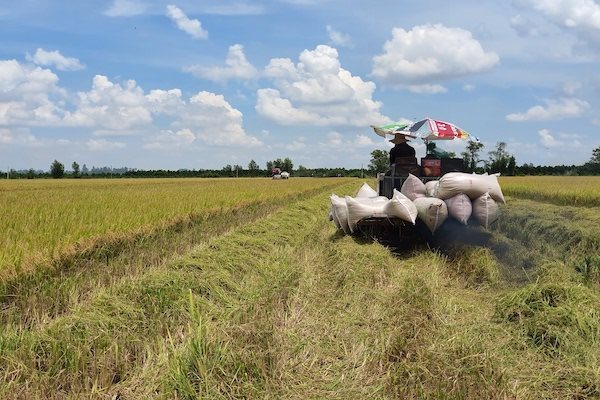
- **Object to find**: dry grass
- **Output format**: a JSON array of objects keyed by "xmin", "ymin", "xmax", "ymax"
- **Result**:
[
  {"xmin": 0, "ymin": 177, "xmax": 352, "ymax": 275},
  {"xmin": 500, "ymin": 176, "xmax": 600, "ymax": 207}
]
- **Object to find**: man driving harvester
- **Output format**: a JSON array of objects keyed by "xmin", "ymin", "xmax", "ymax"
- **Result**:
[{"xmin": 388, "ymin": 133, "xmax": 420, "ymax": 176}]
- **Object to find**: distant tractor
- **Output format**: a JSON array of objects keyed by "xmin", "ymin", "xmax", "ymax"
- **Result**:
[{"xmin": 272, "ymin": 167, "xmax": 290, "ymax": 179}]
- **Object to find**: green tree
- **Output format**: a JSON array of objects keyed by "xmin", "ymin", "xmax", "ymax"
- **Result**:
[
  {"xmin": 507, "ymin": 155, "xmax": 516, "ymax": 176},
  {"xmin": 266, "ymin": 160, "xmax": 274, "ymax": 172},
  {"xmin": 296, "ymin": 165, "xmax": 308, "ymax": 177},
  {"xmin": 50, "ymin": 160, "xmax": 64, "ymax": 179},
  {"xmin": 27, "ymin": 168, "xmax": 35, "ymax": 179},
  {"xmin": 461, "ymin": 140, "xmax": 485, "ymax": 172},
  {"xmin": 368, "ymin": 149, "xmax": 389, "ymax": 174},
  {"xmin": 248, "ymin": 159, "xmax": 259, "ymax": 172},
  {"xmin": 591, "ymin": 146, "xmax": 600, "ymax": 164},
  {"xmin": 282, "ymin": 157, "xmax": 293, "ymax": 172},
  {"xmin": 72, "ymin": 161, "xmax": 80, "ymax": 178},
  {"xmin": 488, "ymin": 142, "xmax": 511, "ymax": 174}
]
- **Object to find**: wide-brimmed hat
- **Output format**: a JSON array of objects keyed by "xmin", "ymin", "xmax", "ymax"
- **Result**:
[{"xmin": 389, "ymin": 134, "xmax": 412, "ymax": 144}]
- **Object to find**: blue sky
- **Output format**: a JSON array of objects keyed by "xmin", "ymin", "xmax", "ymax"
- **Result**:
[{"xmin": 1, "ymin": 0, "xmax": 599, "ymax": 171}]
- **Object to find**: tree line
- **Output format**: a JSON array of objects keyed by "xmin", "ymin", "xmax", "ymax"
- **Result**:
[
  {"xmin": 4, "ymin": 145, "xmax": 600, "ymax": 179},
  {"xmin": 369, "ymin": 142, "xmax": 600, "ymax": 176}
]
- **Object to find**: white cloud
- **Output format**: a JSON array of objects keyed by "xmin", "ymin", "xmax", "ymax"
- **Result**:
[
  {"xmin": 26, "ymin": 48, "xmax": 85, "ymax": 71},
  {"xmin": 0, "ymin": 128, "xmax": 42, "ymax": 146},
  {"xmin": 285, "ymin": 139, "xmax": 307, "ymax": 151},
  {"xmin": 184, "ymin": 44, "xmax": 258, "ymax": 83},
  {"xmin": 371, "ymin": 24, "xmax": 499, "ymax": 91},
  {"xmin": 104, "ymin": 0, "xmax": 147, "ymax": 17},
  {"xmin": 538, "ymin": 128, "xmax": 560, "ymax": 147},
  {"xmin": 518, "ymin": 0, "xmax": 600, "ymax": 41},
  {"xmin": 326, "ymin": 25, "xmax": 352, "ymax": 47},
  {"xmin": 257, "ymin": 45, "xmax": 389, "ymax": 126},
  {"xmin": 408, "ymin": 84, "xmax": 447, "ymax": 94},
  {"xmin": 510, "ymin": 14, "xmax": 540, "ymax": 37},
  {"xmin": 319, "ymin": 131, "xmax": 378, "ymax": 149},
  {"xmin": 506, "ymin": 97, "xmax": 590, "ymax": 121},
  {"xmin": 87, "ymin": 138, "xmax": 126, "ymax": 151},
  {"xmin": 178, "ymin": 91, "xmax": 262, "ymax": 147},
  {"xmin": 166, "ymin": 4, "xmax": 208, "ymax": 40},
  {"xmin": 64, "ymin": 75, "xmax": 153, "ymax": 133},
  {"xmin": 0, "ymin": 59, "xmax": 65, "ymax": 126},
  {"xmin": 145, "ymin": 128, "xmax": 195, "ymax": 149},
  {"xmin": 463, "ymin": 84, "xmax": 476, "ymax": 92}
]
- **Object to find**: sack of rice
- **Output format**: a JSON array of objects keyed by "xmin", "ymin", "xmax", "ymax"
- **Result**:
[
  {"xmin": 400, "ymin": 173, "xmax": 426, "ymax": 201},
  {"xmin": 345, "ymin": 196, "xmax": 389, "ymax": 233},
  {"xmin": 444, "ymin": 193, "xmax": 472, "ymax": 225},
  {"xmin": 414, "ymin": 197, "xmax": 448, "ymax": 233},
  {"xmin": 472, "ymin": 192, "xmax": 499, "ymax": 229},
  {"xmin": 436, "ymin": 172, "xmax": 505, "ymax": 203},
  {"xmin": 383, "ymin": 189, "xmax": 418, "ymax": 224},
  {"xmin": 355, "ymin": 182, "xmax": 378, "ymax": 198},
  {"xmin": 425, "ymin": 180, "xmax": 439, "ymax": 197},
  {"xmin": 328, "ymin": 202, "xmax": 341, "ymax": 229},
  {"xmin": 330, "ymin": 195, "xmax": 350, "ymax": 234}
]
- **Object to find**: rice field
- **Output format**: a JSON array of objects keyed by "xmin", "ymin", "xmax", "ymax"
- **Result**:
[
  {"xmin": 500, "ymin": 176, "xmax": 600, "ymax": 207},
  {"xmin": 0, "ymin": 177, "xmax": 352, "ymax": 274},
  {"xmin": 1, "ymin": 176, "xmax": 599, "ymax": 399}
]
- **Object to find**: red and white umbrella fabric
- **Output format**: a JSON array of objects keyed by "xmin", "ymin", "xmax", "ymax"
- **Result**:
[{"xmin": 409, "ymin": 118, "xmax": 470, "ymax": 141}]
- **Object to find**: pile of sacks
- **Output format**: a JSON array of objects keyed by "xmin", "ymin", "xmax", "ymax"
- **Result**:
[{"xmin": 329, "ymin": 172, "xmax": 505, "ymax": 235}]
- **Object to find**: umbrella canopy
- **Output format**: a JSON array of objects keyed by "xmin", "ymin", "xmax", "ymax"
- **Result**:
[
  {"xmin": 370, "ymin": 121, "xmax": 411, "ymax": 137},
  {"xmin": 409, "ymin": 118, "xmax": 469, "ymax": 141}
]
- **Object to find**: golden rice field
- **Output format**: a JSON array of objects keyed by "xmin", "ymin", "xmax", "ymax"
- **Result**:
[
  {"xmin": 0, "ymin": 177, "xmax": 352, "ymax": 273},
  {"xmin": 500, "ymin": 176, "xmax": 600, "ymax": 207}
]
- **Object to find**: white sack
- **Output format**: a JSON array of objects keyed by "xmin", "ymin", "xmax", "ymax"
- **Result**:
[
  {"xmin": 444, "ymin": 193, "xmax": 472, "ymax": 225},
  {"xmin": 384, "ymin": 189, "xmax": 418, "ymax": 224},
  {"xmin": 436, "ymin": 172, "xmax": 505, "ymax": 204},
  {"xmin": 328, "ymin": 201, "xmax": 341, "ymax": 229},
  {"xmin": 425, "ymin": 181, "xmax": 439, "ymax": 197},
  {"xmin": 355, "ymin": 182, "xmax": 378, "ymax": 198},
  {"xmin": 330, "ymin": 195, "xmax": 350, "ymax": 234},
  {"xmin": 345, "ymin": 196, "xmax": 389, "ymax": 233},
  {"xmin": 472, "ymin": 192, "xmax": 499, "ymax": 229},
  {"xmin": 414, "ymin": 197, "xmax": 448, "ymax": 233},
  {"xmin": 400, "ymin": 173, "xmax": 426, "ymax": 201}
]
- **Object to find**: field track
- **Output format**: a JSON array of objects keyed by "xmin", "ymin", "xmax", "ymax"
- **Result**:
[{"xmin": 1, "ymin": 179, "xmax": 599, "ymax": 399}]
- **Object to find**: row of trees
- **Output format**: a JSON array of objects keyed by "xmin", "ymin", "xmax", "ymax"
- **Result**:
[
  {"xmin": 5, "ymin": 146, "xmax": 600, "ymax": 179},
  {"xmin": 369, "ymin": 143, "xmax": 600, "ymax": 176}
]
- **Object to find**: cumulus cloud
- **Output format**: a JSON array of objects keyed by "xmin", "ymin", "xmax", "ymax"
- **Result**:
[
  {"xmin": 184, "ymin": 44, "xmax": 258, "ymax": 83},
  {"xmin": 64, "ymin": 75, "xmax": 153, "ymax": 133},
  {"xmin": 371, "ymin": 24, "xmax": 499, "ymax": 92},
  {"xmin": 257, "ymin": 45, "xmax": 389, "ymax": 126},
  {"xmin": 0, "ymin": 128, "xmax": 42, "ymax": 146},
  {"xmin": 518, "ymin": 0, "xmax": 600, "ymax": 44},
  {"xmin": 538, "ymin": 128, "xmax": 582, "ymax": 148},
  {"xmin": 145, "ymin": 128, "xmax": 195, "ymax": 149},
  {"xmin": 0, "ymin": 59, "xmax": 65, "ymax": 126},
  {"xmin": 178, "ymin": 91, "xmax": 262, "ymax": 147},
  {"xmin": 26, "ymin": 48, "xmax": 85, "ymax": 71},
  {"xmin": 166, "ymin": 4, "xmax": 208, "ymax": 40},
  {"xmin": 326, "ymin": 25, "xmax": 352, "ymax": 47},
  {"xmin": 87, "ymin": 138, "xmax": 126, "ymax": 151},
  {"xmin": 408, "ymin": 84, "xmax": 447, "ymax": 94},
  {"xmin": 104, "ymin": 0, "xmax": 147, "ymax": 17},
  {"xmin": 506, "ymin": 97, "xmax": 590, "ymax": 121}
]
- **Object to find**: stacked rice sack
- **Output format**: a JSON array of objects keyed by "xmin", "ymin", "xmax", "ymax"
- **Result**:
[
  {"xmin": 400, "ymin": 172, "xmax": 504, "ymax": 231},
  {"xmin": 329, "ymin": 183, "xmax": 417, "ymax": 235},
  {"xmin": 328, "ymin": 173, "xmax": 505, "ymax": 236}
]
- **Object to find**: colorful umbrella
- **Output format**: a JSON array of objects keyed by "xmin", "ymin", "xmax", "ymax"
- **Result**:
[
  {"xmin": 370, "ymin": 121, "xmax": 411, "ymax": 137},
  {"xmin": 409, "ymin": 118, "xmax": 469, "ymax": 141}
]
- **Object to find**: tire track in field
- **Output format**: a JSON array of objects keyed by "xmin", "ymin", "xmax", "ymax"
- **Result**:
[{"xmin": 0, "ymin": 180, "xmax": 350, "ymax": 330}]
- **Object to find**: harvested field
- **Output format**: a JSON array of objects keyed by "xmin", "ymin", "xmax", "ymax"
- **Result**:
[{"xmin": 1, "ymin": 176, "xmax": 599, "ymax": 399}]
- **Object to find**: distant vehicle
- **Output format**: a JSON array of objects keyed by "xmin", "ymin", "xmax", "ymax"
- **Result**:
[{"xmin": 271, "ymin": 167, "xmax": 290, "ymax": 179}]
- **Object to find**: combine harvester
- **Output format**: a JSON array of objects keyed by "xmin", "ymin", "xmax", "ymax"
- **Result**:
[{"xmin": 329, "ymin": 118, "xmax": 505, "ymax": 244}]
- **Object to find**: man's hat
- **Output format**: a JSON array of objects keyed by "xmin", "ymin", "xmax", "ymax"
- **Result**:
[{"xmin": 389, "ymin": 134, "xmax": 413, "ymax": 144}]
